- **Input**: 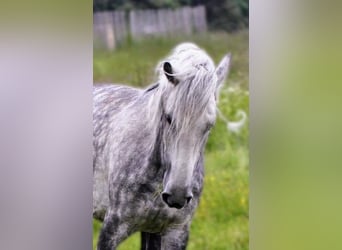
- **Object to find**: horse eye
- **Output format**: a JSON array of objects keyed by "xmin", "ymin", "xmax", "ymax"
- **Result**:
[
  {"xmin": 205, "ymin": 123, "xmax": 214, "ymax": 132},
  {"xmin": 166, "ymin": 114, "xmax": 172, "ymax": 124}
]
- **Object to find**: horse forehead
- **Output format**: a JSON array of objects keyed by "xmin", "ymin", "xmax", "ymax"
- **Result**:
[
  {"xmin": 165, "ymin": 90, "xmax": 214, "ymax": 110},
  {"xmin": 179, "ymin": 99, "xmax": 217, "ymax": 126}
]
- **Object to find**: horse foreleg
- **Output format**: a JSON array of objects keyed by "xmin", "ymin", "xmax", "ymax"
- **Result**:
[
  {"xmin": 141, "ymin": 232, "xmax": 162, "ymax": 250},
  {"xmin": 161, "ymin": 226, "xmax": 189, "ymax": 250},
  {"xmin": 97, "ymin": 210, "xmax": 133, "ymax": 250}
]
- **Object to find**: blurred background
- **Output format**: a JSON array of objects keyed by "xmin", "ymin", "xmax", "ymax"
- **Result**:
[
  {"xmin": 2, "ymin": 1, "xmax": 342, "ymax": 250},
  {"xmin": 93, "ymin": 1, "xmax": 249, "ymax": 249},
  {"xmin": 0, "ymin": 0, "xmax": 342, "ymax": 250}
]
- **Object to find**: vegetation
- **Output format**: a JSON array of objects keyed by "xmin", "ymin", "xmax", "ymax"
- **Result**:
[
  {"xmin": 93, "ymin": 30, "xmax": 249, "ymax": 250},
  {"xmin": 93, "ymin": 0, "xmax": 249, "ymax": 32}
]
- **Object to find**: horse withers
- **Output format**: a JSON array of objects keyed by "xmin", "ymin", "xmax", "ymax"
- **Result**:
[{"xmin": 93, "ymin": 43, "xmax": 231, "ymax": 250}]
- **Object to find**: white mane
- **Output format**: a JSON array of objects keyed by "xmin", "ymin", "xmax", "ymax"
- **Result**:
[
  {"xmin": 157, "ymin": 43, "xmax": 216, "ymax": 84},
  {"xmin": 147, "ymin": 43, "xmax": 217, "ymax": 142}
]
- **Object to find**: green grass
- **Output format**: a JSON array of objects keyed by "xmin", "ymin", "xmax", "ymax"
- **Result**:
[{"xmin": 93, "ymin": 30, "xmax": 249, "ymax": 250}]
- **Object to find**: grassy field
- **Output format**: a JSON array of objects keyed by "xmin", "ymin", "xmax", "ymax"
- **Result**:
[{"xmin": 93, "ymin": 30, "xmax": 249, "ymax": 250}]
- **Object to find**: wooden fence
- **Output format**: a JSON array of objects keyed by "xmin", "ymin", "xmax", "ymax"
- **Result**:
[{"xmin": 93, "ymin": 6, "xmax": 207, "ymax": 50}]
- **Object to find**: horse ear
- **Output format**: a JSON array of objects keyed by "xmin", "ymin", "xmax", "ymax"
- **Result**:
[
  {"xmin": 163, "ymin": 62, "xmax": 179, "ymax": 85},
  {"xmin": 215, "ymin": 53, "xmax": 231, "ymax": 91}
]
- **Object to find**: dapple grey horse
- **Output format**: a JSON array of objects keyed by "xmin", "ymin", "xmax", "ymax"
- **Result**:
[{"xmin": 93, "ymin": 43, "xmax": 231, "ymax": 250}]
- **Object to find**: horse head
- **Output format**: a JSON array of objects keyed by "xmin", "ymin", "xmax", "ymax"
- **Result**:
[{"xmin": 155, "ymin": 43, "xmax": 231, "ymax": 209}]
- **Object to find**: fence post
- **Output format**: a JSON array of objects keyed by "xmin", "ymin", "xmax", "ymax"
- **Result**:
[
  {"xmin": 94, "ymin": 6, "xmax": 208, "ymax": 50},
  {"xmin": 192, "ymin": 6, "xmax": 207, "ymax": 33},
  {"xmin": 112, "ymin": 10, "xmax": 127, "ymax": 46}
]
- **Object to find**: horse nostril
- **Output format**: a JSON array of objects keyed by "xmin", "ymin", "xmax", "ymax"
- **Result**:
[
  {"xmin": 161, "ymin": 192, "xmax": 184, "ymax": 209},
  {"xmin": 186, "ymin": 195, "xmax": 193, "ymax": 204},
  {"xmin": 162, "ymin": 192, "xmax": 171, "ymax": 205},
  {"xmin": 162, "ymin": 191, "xmax": 192, "ymax": 209}
]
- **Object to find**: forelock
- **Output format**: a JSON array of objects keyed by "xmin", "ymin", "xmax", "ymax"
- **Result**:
[
  {"xmin": 157, "ymin": 42, "xmax": 215, "ymax": 83},
  {"xmin": 157, "ymin": 43, "xmax": 217, "ymax": 133}
]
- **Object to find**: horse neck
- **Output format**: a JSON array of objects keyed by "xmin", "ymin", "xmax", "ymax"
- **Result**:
[
  {"xmin": 144, "ymin": 88, "xmax": 165, "ymax": 168},
  {"xmin": 150, "ymin": 120, "xmax": 164, "ymax": 166}
]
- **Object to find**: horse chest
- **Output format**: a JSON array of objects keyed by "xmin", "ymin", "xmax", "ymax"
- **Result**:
[
  {"xmin": 119, "ymin": 183, "xmax": 193, "ymax": 233},
  {"xmin": 112, "ymin": 163, "xmax": 198, "ymax": 233},
  {"xmin": 137, "ymin": 198, "xmax": 193, "ymax": 233}
]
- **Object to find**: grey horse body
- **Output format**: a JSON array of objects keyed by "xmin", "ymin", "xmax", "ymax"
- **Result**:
[
  {"xmin": 93, "ymin": 43, "xmax": 231, "ymax": 249},
  {"xmin": 93, "ymin": 84, "xmax": 203, "ymax": 249}
]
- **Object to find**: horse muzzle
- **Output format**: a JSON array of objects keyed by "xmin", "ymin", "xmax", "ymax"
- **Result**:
[{"xmin": 161, "ymin": 189, "xmax": 193, "ymax": 209}]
